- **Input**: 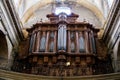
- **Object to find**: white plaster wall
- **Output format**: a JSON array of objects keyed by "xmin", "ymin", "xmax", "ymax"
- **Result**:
[
  {"xmin": 13, "ymin": 0, "xmax": 112, "ymax": 19},
  {"xmin": 73, "ymin": 5, "xmax": 101, "ymax": 27},
  {"xmin": 12, "ymin": 0, "xmax": 111, "ymax": 28},
  {"xmin": 24, "ymin": 4, "xmax": 101, "ymax": 28},
  {"xmin": 87, "ymin": 0, "xmax": 113, "ymax": 18}
]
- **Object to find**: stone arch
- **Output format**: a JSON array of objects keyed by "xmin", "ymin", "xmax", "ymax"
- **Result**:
[
  {"xmin": 21, "ymin": 0, "xmax": 104, "ymax": 24},
  {"xmin": 0, "ymin": 30, "xmax": 8, "ymax": 69}
]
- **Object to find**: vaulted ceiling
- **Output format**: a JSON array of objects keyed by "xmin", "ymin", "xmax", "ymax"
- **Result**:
[{"xmin": 13, "ymin": 0, "xmax": 114, "ymax": 28}]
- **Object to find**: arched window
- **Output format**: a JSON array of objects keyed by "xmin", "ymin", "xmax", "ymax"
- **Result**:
[
  {"xmin": 79, "ymin": 36, "xmax": 85, "ymax": 53},
  {"xmin": 39, "ymin": 36, "xmax": 46, "ymax": 52}
]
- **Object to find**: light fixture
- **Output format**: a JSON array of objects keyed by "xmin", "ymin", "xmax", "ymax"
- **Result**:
[{"xmin": 66, "ymin": 62, "xmax": 70, "ymax": 66}]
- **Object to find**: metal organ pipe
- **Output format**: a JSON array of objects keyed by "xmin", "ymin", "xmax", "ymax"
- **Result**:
[
  {"xmin": 29, "ymin": 34, "xmax": 34, "ymax": 53},
  {"xmin": 58, "ymin": 24, "xmax": 67, "ymax": 50},
  {"xmin": 91, "ymin": 31, "xmax": 97, "ymax": 54},
  {"xmin": 35, "ymin": 31, "xmax": 41, "ymax": 52}
]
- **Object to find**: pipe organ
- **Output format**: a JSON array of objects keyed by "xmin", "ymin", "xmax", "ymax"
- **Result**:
[{"xmin": 12, "ymin": 13, "xmax": 113, "ymax": 76}]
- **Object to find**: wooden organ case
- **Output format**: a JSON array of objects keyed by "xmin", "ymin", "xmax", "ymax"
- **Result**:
[{"xmin": 13, "ymin": 13, "xmax": 110, "ymax": 76}]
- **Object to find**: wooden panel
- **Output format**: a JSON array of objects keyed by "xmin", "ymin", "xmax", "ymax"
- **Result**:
[
  {"xmin": 86, "ymin": 57, "xmax": 91, "ymax": 63},
  {"xmin": 38, "ymin": 58, "xmax": 43, "ymax": 64},
  {"xmin": 33, "ymin": 56, "xmax": 38, "ymax": 62},
  {"xmin": 29, "ymin": 58, "xmax": 32, "ymax": 63},
  {"xmin": 75, "ymin": 57, "xmax": 80, "ymax": 63},
  {"xmin": 67, "ymin": 57, "xmax": 71, "ymax": 62},
  {"xmin": 44, "ymin": 57, "xmax": 49, "ymax": 62},
  {"xmin": 67, "ymin": 31, "xmax": 71, "ymax": 53},
  {"xmin": 52, "ymin": 57, "xmax": 57, "ymax": 63}
]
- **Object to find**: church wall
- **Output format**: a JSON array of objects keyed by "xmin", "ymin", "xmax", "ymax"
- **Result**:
[
  {"xmin": 102, "ymin": 0, "xmax": 120, "ymax": 72},
  {"xmin": 108, "ymin": 13, "xmax": 120, "ymax": 72},
  {"xmin": 24, "ymin": 4, "xmax": 102, "ymax": 28},
  {"xmin": 0, "ymin": 0, "xmax": 24, "ymax": 70},
  {"xmin": 112, "ymin": 38, "xmax": 120, "ymax": 72},
  {"xmin": 0, "ymin": 21, "xmax": 13, "ymax": 70}
]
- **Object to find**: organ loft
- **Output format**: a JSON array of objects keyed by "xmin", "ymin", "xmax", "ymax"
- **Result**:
[{"xmin": 12, "ymin": 11, "xmax": 113, "ymax": 76}]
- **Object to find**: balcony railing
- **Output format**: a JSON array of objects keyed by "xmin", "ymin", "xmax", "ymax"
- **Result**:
[{"xmin": 0, "ymin": 69, "xmax": 120, "ymax": 80}]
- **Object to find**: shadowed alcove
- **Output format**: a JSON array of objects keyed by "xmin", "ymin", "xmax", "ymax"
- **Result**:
[{"xmin": 0, "ymin": 30, "xmax": 8, "ymax": 69}]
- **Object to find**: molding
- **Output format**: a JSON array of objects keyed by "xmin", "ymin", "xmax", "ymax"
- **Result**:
[
  {"xmin": 0, "ymin": 6, "xmax": 15, "ymax": 46},
  {"xmin": 3, "ymin": 0, "xmax": 24, "ymax": 41},
  {"xmin": 102, "ymin": 0, "xmax": 120, "ymax": 42},
  {"xmin": 0, "ymin": 69, "xmax": 120, "ymax": 80},
  {"xmin": 7, "ymin": 0, "xmax": 24, "ymax": 40}
]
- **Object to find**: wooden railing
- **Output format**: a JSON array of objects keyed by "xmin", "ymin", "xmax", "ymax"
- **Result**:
[{"xmin": 0, "ymin": 69, "xmax": 120, "ymax": 80}]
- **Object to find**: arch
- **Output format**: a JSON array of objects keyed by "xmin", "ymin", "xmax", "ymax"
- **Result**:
[
  {"xmin": 21, "ymin": 0, "xmax": 104, "ymax": 24},
  {"xmin": 21, "ymin": 0, "xmax": 52, "ymax": 24},
  {"xmin": 0, "ymin": 30, "xmax": 8, "ymax": 67}
]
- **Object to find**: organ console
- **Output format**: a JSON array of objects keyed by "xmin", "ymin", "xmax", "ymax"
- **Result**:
[{"xmin": 12, "ymin": 12, "xmax": 113, "ymax": 76}]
